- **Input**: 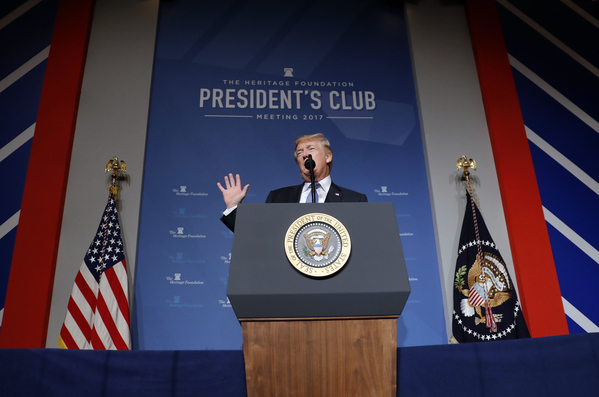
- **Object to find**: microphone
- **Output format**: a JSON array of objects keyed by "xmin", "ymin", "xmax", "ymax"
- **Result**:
[
  {"xmin": 304, "ymin": 156, "xmax": 316, "ymax": 170},
  {"xmin": 305, "ymin": 155, "xmax": 316, "ymax": 203}
]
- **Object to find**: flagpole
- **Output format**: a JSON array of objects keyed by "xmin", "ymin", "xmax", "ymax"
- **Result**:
[
  {"xmin": 457, "ymin": 155, "xmax": 480, "ymax": 207},
  {"xmin": 457, "ymin": 156, "xmax": 496, "ymax": 331},
  {"xmin": 58, "ymin": 157, "xmax": 132, "ymax": 350},
  {"xmin": 452, "ymin": 155, "xmax": 530, "ymax": 342},
  {"xmin": 456, "ymin": 156, "xmax": 498, "ymax": 334}
]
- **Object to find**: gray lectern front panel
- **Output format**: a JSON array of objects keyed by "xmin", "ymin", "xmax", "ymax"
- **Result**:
[{"xmin": 227, "ymin": 202, "xmax": 410, "ymax": 318}]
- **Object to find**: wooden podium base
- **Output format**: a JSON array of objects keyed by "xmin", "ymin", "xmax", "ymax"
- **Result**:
[{"xmin": 240, "ymin": 316, "xmax": 398, "ymax": 397}]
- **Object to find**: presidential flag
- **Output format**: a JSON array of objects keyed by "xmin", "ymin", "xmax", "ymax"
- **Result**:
[
  {"xmin": 58, "ymin": 191, "xmax": 131, "ymax": 350},
  {"xmin": 451, "ymin": 191, "xmax": 529, "ymax": 343}
]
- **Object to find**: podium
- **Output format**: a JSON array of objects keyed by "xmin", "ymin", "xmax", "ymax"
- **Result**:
[{"xmin": 227, "ymin": 203, "xmax": 410, "ymax": 397}]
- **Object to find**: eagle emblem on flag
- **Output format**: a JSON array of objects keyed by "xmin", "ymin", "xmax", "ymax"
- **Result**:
[{"xmin": 456, "ymin": 252, "xmax": 512, "ymax": 327}]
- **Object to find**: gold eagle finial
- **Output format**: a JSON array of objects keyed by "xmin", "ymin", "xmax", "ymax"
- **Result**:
[
  {"xmin": 105, "ymin": 157, "xmax": 126, "ymax": 197},
  {"xmin": 457, "ymin": 155, "xmax": 476, "ymax": 180}
]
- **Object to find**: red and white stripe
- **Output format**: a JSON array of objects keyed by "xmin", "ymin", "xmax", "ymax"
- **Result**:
[
  {"xmin": 58, "ymin": 260, "xmax": 130, "ymax": 350},
  {"xmin": 468, "ymin": 288, "xmax": 486, "ymax": 307}
]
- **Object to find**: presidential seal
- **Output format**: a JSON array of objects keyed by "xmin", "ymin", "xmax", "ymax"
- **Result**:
[{"xmin": 284, "ymin": 213, "xmax": 351, "ymax": 277}]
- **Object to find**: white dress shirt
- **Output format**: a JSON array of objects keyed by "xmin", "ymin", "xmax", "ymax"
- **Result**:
[{"xmin": 300, "ymin": 175, "xmax": 331, "ymax": 203}]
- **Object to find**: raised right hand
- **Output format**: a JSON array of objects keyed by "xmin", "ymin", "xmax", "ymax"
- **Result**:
[{"xmin": 217, "ymin": 173, "xmax": 250, "ymax": 209}]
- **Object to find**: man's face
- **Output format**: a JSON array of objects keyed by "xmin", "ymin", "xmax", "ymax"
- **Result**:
[{"xmin": 295, "ymin": 138, "xmax": 332, "ymax": 182}]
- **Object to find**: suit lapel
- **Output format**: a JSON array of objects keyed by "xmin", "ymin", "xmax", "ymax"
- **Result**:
[
  {"xmin": 291, "ymin": 184, "xmax": 303, "ymax": 203},
  {"xmin": 325, "ymin": 182, "xmax": 343, "ymax": 202}
]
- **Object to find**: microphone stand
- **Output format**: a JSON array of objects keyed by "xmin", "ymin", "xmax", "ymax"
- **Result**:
[{"xmin": 305, "ymin": 155, "xmax": 316, "ymax": 203}]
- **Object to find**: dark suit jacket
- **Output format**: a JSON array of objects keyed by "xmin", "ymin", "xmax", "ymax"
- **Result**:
[{"xmin": 221, "ymin": 182, "xmax": 367, "ymax": 232}]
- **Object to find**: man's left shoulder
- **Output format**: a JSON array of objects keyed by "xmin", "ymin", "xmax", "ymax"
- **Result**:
[{"xmin": 330, "ymin": 183, "xmax": 368, "ymax": 202}]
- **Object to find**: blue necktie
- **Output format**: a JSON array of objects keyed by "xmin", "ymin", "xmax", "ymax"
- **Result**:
[{"xmin": 307, "ymin": 183, "xmax": 321, "ymax": 203}]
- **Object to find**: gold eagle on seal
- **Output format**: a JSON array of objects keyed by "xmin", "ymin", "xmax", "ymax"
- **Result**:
[
  {"xmin": 304, "ymin": 230, "xmax": 331, "ymax": 260},
  {"xmin": 457, "ymin": 253, "xmax": 512, "ymax": 326}
]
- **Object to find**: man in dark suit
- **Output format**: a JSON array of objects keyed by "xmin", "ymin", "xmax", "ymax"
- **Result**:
[{"xmin": 218, "ymin": 133, "xmax": 367, "ymax": 232}]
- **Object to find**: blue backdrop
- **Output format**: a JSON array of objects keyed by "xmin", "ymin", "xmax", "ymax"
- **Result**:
[{"xmin": 134, "ymin": 0, "xmax": 446, "ymax": 350}]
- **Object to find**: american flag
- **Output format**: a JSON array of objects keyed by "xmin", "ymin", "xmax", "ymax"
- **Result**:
[{"xmin": 58, "ymin": 191, "xmax": 131, "ymax": 350}]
